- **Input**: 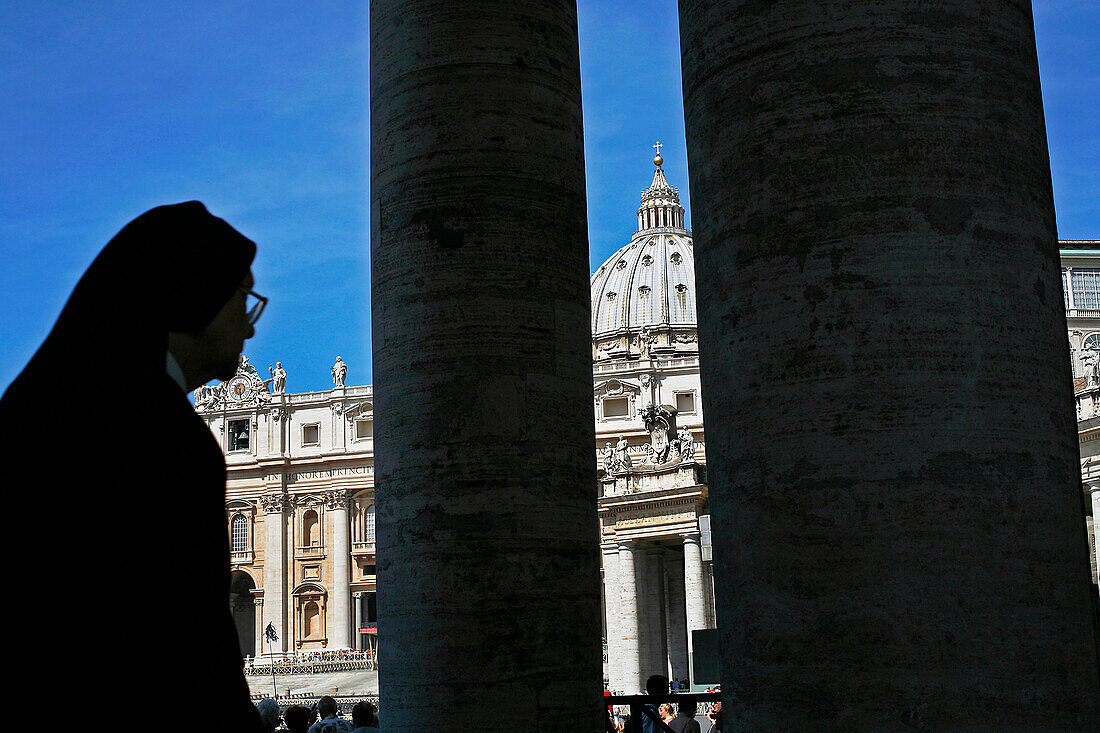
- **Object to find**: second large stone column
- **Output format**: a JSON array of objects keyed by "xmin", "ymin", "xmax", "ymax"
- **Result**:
[
  {"xmin": 678, "ymin": 0, "xmax": 1100, "ymax": 726},
  {"xmin": 370, "ymin": 1, "xmax": 601, "ymax": 728}
]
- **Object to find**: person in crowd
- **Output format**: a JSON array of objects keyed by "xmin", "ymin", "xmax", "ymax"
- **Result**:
[
  {"xmin": 624, "ymin": 674, "xmax": 670, "ymax": 733},
  {"xmin": 284, "ymin": 705, "xmax": 314, "ymax": 733},
  {"xmin": 669, "ymin": 700, "xmax": 701, "ymax": 733},
  {"xmin": 705, "ymin": 701, "xmax": 722, "ymax": 733},
  {"xmin": 308, "ymin": 696, "xmax": 353, "ymax": 732},
  {"xmin": 256, "ymin": 698, "xmax": 281, "ymax": 733},
  {"xmin": 659, "ymin": 703, "xmax": 676, "ymax": 725},
  {"xmin": 0, "ymin": 201, "xmax": 264, "ymax": 730},
  {"xmin": 350, "ymin": 700, "xmax": 381, "ymax": 732}
]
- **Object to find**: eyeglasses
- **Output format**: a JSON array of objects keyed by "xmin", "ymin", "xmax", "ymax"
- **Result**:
[{"xmin": 239, "ymin": 287, "xmax": 268, "ymax": 325}]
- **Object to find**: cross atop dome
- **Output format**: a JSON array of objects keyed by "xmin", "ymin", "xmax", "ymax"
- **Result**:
[{"xmin": 637, "ymin": 144, "xmax": 684, "ymax": 232}]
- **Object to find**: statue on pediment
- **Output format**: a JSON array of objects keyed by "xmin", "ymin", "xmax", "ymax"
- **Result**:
[
  {"xmin": 1083, "ymin": 350, "xmax": 1100, "ymax": 388},
  {"xmin": 673, "ymin": 429, "xmax": 695, "ymax": 461},
  {"xmin": 194, "ymin": 382, "xmax": 224, "ymax": 410},
  {"xmin": 614, "ymin": 436, "xmax": 633, "ymax": 472},
  {"xmin": 268, "ymin": 362, "xmax": 287, "ymax": 393},
  {"xmin": 332, "ymin": 356, "xmax": 347, "ymax": 387}
]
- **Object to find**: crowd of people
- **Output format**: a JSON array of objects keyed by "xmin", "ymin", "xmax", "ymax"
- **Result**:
[
  {"xmin": 254, "ymin": 696, "xmax": 380, "ymax": 732},
  {"xmin": 247, "ymin": 649, "xmax": 373, "ymax": 667},
  {"xmin": 605, "ymin": 675, "xmax": 722, "ymax": 733}
]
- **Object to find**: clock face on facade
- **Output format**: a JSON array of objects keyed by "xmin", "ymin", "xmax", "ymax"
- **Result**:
[{"xmin": 227, "ymin": 375, "xmax": 253, "ymax": 403}]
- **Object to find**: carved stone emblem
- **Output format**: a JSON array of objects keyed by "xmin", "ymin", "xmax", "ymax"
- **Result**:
[{"xmin": 640, "ymin": 404, "xmax": 676, "ymax": 465}]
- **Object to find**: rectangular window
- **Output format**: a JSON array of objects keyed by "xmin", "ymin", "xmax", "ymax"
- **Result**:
[
  {"xmin": 1063, "ymin": 269, "xmax": 1070, "ymax": 309},
  {"xmin": 228, "ymin": 419, "xmax": 250, "ymax": 452},
  {"xmin": 675, "ymin": 392, "xmax": 696, "ymax": 414},
  {"xmin": 603, "ymin": 396, "xmax": 629, "ymax": 418},
  {"xmin": 302, "ymin": 424, "xmax": 320, "ymax": 446},
  {"xmin": 356, "ymin": 419, "xmax": 374, "ymax": 440},
  {"xmin": 1072, "ymin": 269, "xmax": 1100, "ymax": 309}
]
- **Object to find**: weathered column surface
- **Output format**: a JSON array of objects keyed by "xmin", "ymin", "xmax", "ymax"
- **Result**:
[
  {"xmin": 679, "ymin": 0, "xmax": 1100, "ymax": 727},
  {"xmin": 370, "ymin": 1, "xmax": 601, "ymax": 728}
]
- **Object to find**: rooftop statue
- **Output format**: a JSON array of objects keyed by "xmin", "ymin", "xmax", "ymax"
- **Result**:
[{"xmin": 332, "ymin": 356, "xmax": 347, "ymax": 387}]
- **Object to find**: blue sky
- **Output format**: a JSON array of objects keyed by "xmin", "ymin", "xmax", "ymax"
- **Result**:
[{"xmin": 1, "ymin": 1, "xmax": 1096, "ymax": 394}]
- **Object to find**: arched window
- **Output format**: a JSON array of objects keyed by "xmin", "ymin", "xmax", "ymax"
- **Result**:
[
  {"xmin": 231, "ymin": 514, "xmax": 248, "ymax": 552},
  {"xmin": 365, "ymin": 504, "xmax": 376, "ymax": 543},
  {"xmin": 303, "ymin": 510, "xmax": 320, "ymax": 546}
]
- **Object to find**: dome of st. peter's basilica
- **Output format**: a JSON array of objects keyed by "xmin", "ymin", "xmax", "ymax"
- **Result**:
[{"xmin": 590, "ymin": 154, "xmax": 698, "ymax": 361}]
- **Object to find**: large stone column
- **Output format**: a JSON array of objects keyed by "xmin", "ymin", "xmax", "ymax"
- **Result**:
[
  {"xmin": 679, "ymin": 0, "xmax": 1100, "ymax": 725},
  {"xmin": 326, "ymin": 490, "xmax": 351, "ymax": 650},
  {"xmin": 370, "ymin": 2, "xmax": 600, "ymax": 727},
  {"xmin": 260, "ymin": 493, "xmax": 290, "ymax": 660},
  {"xmin": 617, "ymin": 541, "xmax": 643, "ymax": 693}
]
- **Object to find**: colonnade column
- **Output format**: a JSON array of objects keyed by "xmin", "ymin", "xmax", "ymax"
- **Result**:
[
  {"xmin": 1091, "ymin": 487, "xmax": 1100, "ymax": 587},
  {"xmin": 681, "ymin": 532, "xmax": 706, "ymax": 686},
  {"xmin": 617, "ymin": 541, "xmax": 642, "ymax": 693},
  {"xmin": 602, "ymin": 543, "xmax": 622, "ymax": 689},
  {"xmin": 260, "ymin": 493, "xmax": 290, "ymax": 660},
  {"xmin": 679, "ymin": 0, "xmax": 1100, "ymax": 724},
  {"xmin": 253, "ymin": 598, "xmax": 264, "ymax": 661},
  {"xmin": 663, "ymin": 556, "xmax": 688, "ymax": 683},
  {"xmin": 325, "ymin": 490, "xmax": 351, "ymax": 650},
  {"xmin": 370, "ymin": 2, "xmax": 600, "ymax": 727},
  {"xmin": 645, "ymin": 548, "xmax": 667, "ymax": 679},
  {"xmin": 353, "ymin": 592, "xmax": 363, "ymax": 653}
]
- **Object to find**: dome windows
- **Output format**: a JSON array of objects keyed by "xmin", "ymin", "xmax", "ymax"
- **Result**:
[
  {"xmin": 670, "ymin": 252, "xmax": 682, "ymax": 265},
  {"xmin": 616, "ymin": 260, "xmax": 627, "ymax": 270},
  {"xmin": 639, "ymin": 285, "xmax": 651, "ymax": 296},
  {"xmin": 642, "ymin": 255, "xmax": 653, "ymax": 267},
  {"xmin": 607, "ymin": 292, "xmax": 617, "ymax": 301},
  {"xmin": 675, "ymin": 284, "xmax": 688, "ymax": 294}
]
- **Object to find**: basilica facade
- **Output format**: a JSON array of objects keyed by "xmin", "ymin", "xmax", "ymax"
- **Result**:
[{"xmin": 198, "ymin": 157, "xmax": 715, "ymax": 692}]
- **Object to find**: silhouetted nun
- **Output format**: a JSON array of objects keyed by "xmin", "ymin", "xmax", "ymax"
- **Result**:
[{"xmin": 0, "ymin": 202, "xmax": 263, "ymax": 730}]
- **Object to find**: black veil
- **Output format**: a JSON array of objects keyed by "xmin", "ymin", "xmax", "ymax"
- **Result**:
[{"xmin": 0, "ymin": 201, "xmax": 262, "ymax": 729}]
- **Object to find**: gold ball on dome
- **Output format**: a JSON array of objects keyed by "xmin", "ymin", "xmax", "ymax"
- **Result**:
[{"xmin": 653, "ymin": 154, "xmax": 664, "ymax": 167}]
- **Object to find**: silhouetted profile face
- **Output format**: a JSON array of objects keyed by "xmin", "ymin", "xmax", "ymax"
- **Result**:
[
  {"xmin": 202, "ymin": 269, "xmax": 257, "ymax": 380},
  {"xmin": 169, "ymin": 269, "xmax": 256, "ymax": 387}
]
